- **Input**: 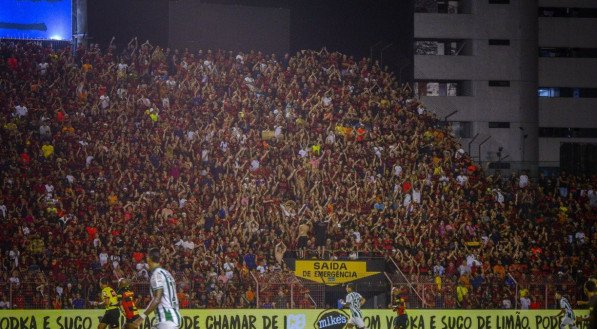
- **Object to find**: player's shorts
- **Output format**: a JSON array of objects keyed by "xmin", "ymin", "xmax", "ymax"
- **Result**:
[
  {"xmin": 298, "ymin": 236, "xmax": 308, "ymax": 248},
  {"xmin": 560, "ymin": 316, "xmax": 576, "ymax": 328},
  {"xmin": 100, "ymin": 309, "xmax": 120, "ymax": 328},
  {"xmin": 393, "ymin": 314, "xmax": 408, "ymax": 328},
  {"xmin": 155, "ymin": 321, "xmax": 179, "ymax": 329},
  {"xmin": 348, "ymin": 316, "xmax": 365, "ymax": 328},
  {"xmin": 125, "ymin": 315, "xmax": 140, "ymax": 324}
]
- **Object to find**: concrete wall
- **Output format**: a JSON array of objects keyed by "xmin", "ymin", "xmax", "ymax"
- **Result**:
[
  {"xmin": 539, "ymin": 18, "xmax": 597, "ymax": 48},
  {"xmin": 414, "ymin": 0, "xmax": 538, "ymax": 162},
  {"xmin": 414, "ymin": 40, "xmax": 522, "ymax": 80},
  {"xmin": 539, "ymin": 98, "xmax": 597, "ymax": 128},
  {"xmin": 420, "ymin": 81, "xmax": 528, "ymax": 122},
  {"xmin": 539, "ymin": 58, "xmax": 597, "ymax": 88},
  {"xmin": 537, "ymin": 4, "xmax": 597, "ymax": 164},
  {"xmin": 415, "ymin": 0, "xmax": 597, "ymax": 165},
  {"xmin": 539, "ymin": 138, "xmax": 597, "ymax": 163},
  {"xmin": 539, "ymin": 0, "xmax": 597, "ymax": 6}
]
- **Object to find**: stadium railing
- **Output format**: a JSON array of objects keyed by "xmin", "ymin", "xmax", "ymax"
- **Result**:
[
  {"xmin": 252, "ymin": 271, "xmax": 321, "ymax": 309},
  {"xmin": 0, "ymin": 38, "xmax": 72, "ymax": 49},
  {"xmin": 385, "ymin": 273, "xmax": 580, "ymax": 309},
  {"xmin": 0, "ymin": 273, "xmax": 580, "ymax": 309},
  {"xmin": 477, "ymin": 161, "xmax": 563, "ymax": 179}
]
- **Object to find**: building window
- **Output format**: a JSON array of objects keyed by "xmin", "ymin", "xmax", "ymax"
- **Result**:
[
  {"xmin": 539, "ymin": 87, "xmax": 597, "ymax": 98},
  {"xmin": 539, "ymin": 47, "xmax": 597, "ymax": 58},
  {"xmin": 539, "ymin": 7, "xmax": 597, "ymax": 18},
  {"xmin": 489, "ymin": 122, "xmax": 511, "ymax": 128},
  {"xmin": 448, "ymin": 121, "xmax": 472, "ymax": 138},
  {"xmin": 489, "ymin": 0, "xmax": 509, "ymax": 4},
  {"xmin": 488, "ymin": 39, "xmax": 510, "ymax": 46},
  {"xmin": 488, "ymin": 80, "xmax": 510, "ymax": 87},
  {"xmin": 560, "ymin": 143, "xmax": 597, "ymax": 175},
  {"xmin": 415, "ymin": 80, "xmax": 473, "ymax": 97},
  {"xmin": 538, "ymin": 88, "xmax": 559, "ymax": 97},
  {"xmin": 415, "ymin": 39, "xmax": 471, "ymax": 56},
  {"xmin": 488, "ymin": 162, "xmax": 511, "ymax": 169},
  {"xmin": 415, "ymin": 0, "xmax": 469, "ymax": 14},
  {"xmin": 539, "ymin": 127, "xmax": 597, "ymax": 138}
]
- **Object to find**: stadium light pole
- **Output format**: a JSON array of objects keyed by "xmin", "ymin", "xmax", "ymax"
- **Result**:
[
  {"xmin": 444, "ymin": 110, "xmax": 458, "ymax": 122},
  {"xmin": 380, "ymin": 43, "xmax": 393, "ymax": 67},
  {"xmin": 370, "ymin": 41, "xmax": 383, "ymax": 62},
  {"xmin": 519, "ymin": 127, "xmax": 528, "ymax": 162},
  {"xmin": 398, "ymin": 62, "xmax": 412, "ymax": 84},
  {"xmin": 478, "ymin": 136, "xmax": 491, "ymax": 162},
  {"xmin": 468, "ymin": 133, "xmax": 479, "ymax": 156}
]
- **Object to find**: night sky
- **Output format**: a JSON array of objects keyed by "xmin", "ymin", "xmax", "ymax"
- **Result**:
[{"xmin": 88, "ymin": 0, "xmax": 413, "ymax": 79}]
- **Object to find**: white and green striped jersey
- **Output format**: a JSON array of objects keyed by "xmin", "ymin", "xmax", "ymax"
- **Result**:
[
  {"xmin": 345, "ymin": 292, "xmax": 364, "ymax": 319},
  {"xmin": 560, "ymin": 297, "xmax": 575, "ymax": 320},
  {"xmin": 150, "ymin": 267, "xmax": 181, "ymax": 325}
]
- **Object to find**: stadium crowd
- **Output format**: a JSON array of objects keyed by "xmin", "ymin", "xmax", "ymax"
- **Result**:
[{"xmin": 0, "ymin": 39, "xmax": 595, "ymax": 310}]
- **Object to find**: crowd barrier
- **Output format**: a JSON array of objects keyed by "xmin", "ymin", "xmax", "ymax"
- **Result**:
[
  {"xmin": 0, "ymin": 276, "xmax": 581, "ymax": 310},
  {"xmin": 0, "ymin": 309, "xmax": 590, "ymax": 329}
]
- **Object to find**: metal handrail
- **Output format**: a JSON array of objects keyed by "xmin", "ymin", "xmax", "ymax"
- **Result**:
[
  {"xmin": 387, "ymin": 257, "xmax": 426, "ymax": 307},
  {"xmin": 384, "ymin": 271, "xmax": 394, "ymax": 300},
  {"xmin": 287, "ymin": 249, "xmax": 388, "ymax": 259},
  {"xmin": 508, "ymin": 273, "xmax": 519, "ymax": 309},
  {"xmin": 250, "ymin": 271, "xmax": 259, "ymax": 308},
  {"xmin": 307, "ymin": 293, "xmax": 317, "ymax": 308},
  {"xmin": 0, "ymin": 273, "xmax": 580, "ymax": 309}
]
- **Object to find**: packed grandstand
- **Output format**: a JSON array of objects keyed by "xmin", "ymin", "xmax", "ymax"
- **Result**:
[{"xmin": 0, "ymin": 40, "xmax": 595, "ymax": 310}]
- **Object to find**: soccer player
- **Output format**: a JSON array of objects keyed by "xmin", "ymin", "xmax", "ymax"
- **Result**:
[
  {"xmin": 117, "ymin": 278, "xmax": 140, "ymax": 329},
  {"xmin": 391, "ymin": 287, "xmax": 408, "ymax": 329},
  {"xmin": 98, "ymin": 278, "xmax": 120, "ymax": 329},
  {"xmin": 339, "ymin": 283, "xmax": 366, "ymax": 329},
  {"xmin": 555, "ymin": 291, "xmax": 578, "ymax": 329},
  {"xmin": 132, "ymin": 248, "xmax": 181, "ymax": 329},
  {"xmin": 577, "ymin": 279, "xmax": 596, "ymax": 329}
]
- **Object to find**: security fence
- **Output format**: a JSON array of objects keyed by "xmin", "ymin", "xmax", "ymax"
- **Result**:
[{"xmin": 0, "ymin": 271, "xmax": 584, "ymax": 310}]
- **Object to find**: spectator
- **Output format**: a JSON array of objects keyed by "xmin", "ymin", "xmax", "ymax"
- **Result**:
[
  {"xmin": 71, "ymin": 293, "xmax": 85, "ymax": 309},
  {"xmin": 261, "ymin": 298, "xmax": 273, "ymax": 309},
  {"xmin": 520, "ymin": 294, "xmax": 531, "ymax": 310},
  {"xmin": 314, "ymin": 217, "xmax": 329, "ymax": 259},
  {"xmin": 0, "ymin": 39, "xmax": 593, "ymax": 310},
  {"xmin": 502, "ymin": 295, "xmax": 512, "ymax": 309},
  {"xmin": 274, "ymin": 240, "xmax": 287, "ymax": 265},
  {"xmin": 52, "ymin": 295, "xmax": 62, "ymax": 309},
  {"xmin": 40, "ymin": 142, "xmax": 54, "ymax": 159},
  {"xmin": 456, "ymin": 283, "xmax": 468, "ymax": 309},
  {"xmin": 298, "ymin": 293, "xmax": 313, "ymax": 309},
  {"xmin": 0, "ymin": 296, "xmax": 10, "ymax": 309},
  {"xmin": 177, "ymin": 287, "xmax": 190, "ymax": 309},
  {"xmin": 493, "ymin": 261, "xmax": 506, "ymax": 280},
  {"xmin": 273, "ymin": 289, "xmax": 289, "ymax": 309},
  {"xmin": 13, "ymin": 103, "xmax": 28, "ymax": 118},
  {"xmin": 9, "ymin": 270, "xmax": 20, "ymax": 287},
  {"xmin": 245, "ymin": 286, "xmax": 256, "ymax": 308}
]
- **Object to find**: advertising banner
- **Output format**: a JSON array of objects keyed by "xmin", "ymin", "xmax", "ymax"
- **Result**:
[
  {"xmin": 0, "ymin": 0, "xmax": 72, "ymax": 40},
  {"xmin": 293, "ymin": 260, "xmax": 381, "ymax": 286},
  {"xmin": 0, "ymin": 309, "xmax": 590, "ymax": 329}
]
